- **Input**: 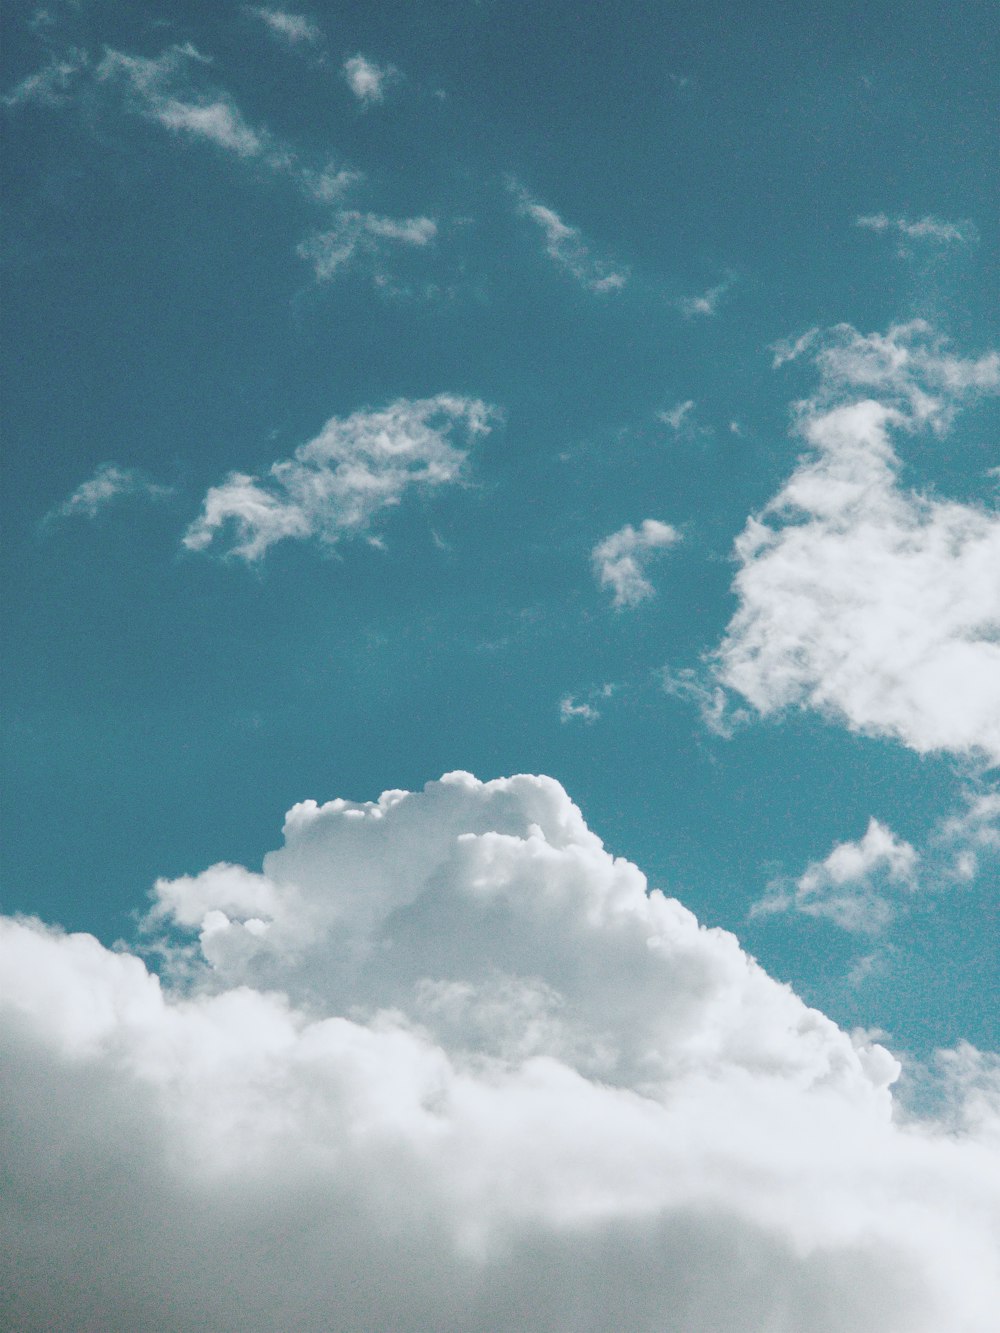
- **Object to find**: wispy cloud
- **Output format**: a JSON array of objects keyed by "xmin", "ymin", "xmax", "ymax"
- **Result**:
[
  {"xmin": 677, "ymin": 274, "xmax": 734, "ymax": 318},
  {"xmin": 297, "ymin": 211, "xmax": 437, "ymax": 281},
  {"xmin": 509, "ymin": 181, "xmax": 628, "ymax": 294},
  {"xmin": 247, "ymin": 7, "xmax": 322, "ymax": 48},
  {"xmin": 856, "ymin": 213, "xmax": 978, "ymax": 247},
  {"xmin": 751, "ymin": 818, "xmax": 918, "ymax": 933},
  {"xmin": 97, "ymin": 43, "xmax": 267, "ymax": 158},
  {"xmin": 184, "ymin": 395, "xmax": 494, "ymax": 561},
  {"xmin": 592, "ymin": 519, "xmax": 681, "ymax": 609},
  {"xmin": 343, "ymin": 54, "xmax": 397, "ymax": 105},
  {"xmin": 2, "ymin": 47, "xmax": 88, "ymax": 108},
  {"xmin": 44, "ymin": 462, "xmax": 172, "ymax": 524}
]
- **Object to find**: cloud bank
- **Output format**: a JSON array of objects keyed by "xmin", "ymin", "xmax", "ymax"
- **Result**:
[
  {"xmin": 184, "ymin": 395, "xmax": 493, "ymax": 560},
  {"xmin": 712, "ymin": 320, "xmax": 1000, "ymax": 764},
  {"xmin": 2, "ymin": 771, "xmax": 999, "ymax": 1331}
]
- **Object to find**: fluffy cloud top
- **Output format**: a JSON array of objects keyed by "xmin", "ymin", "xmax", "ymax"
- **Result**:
[
  {"xmin": 183, "ymin": 395, "xmax": 493, "ymax": 560},
  {"xmin": 509, "ymin": 182, "xmax": 628, "ymax": 294},
  {"xmin": 752, "ymin": 817, "xmax": 918, "ymax": 933},
  {"xmin": 2, "ymin": 771, "xmax": 999, "ymax": 1331},
  {"xmin": 593, "ymin": 518, "xmax": 681, "ymax": 608},
  {"xmin": 712, "ymin": 320, "xmax": 1000, "ymax": 764}
]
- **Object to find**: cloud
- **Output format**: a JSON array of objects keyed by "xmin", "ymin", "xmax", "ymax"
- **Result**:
[
  {"xmin": 297, "ymin": 210, "xmax": 437, "ymax": 280},
  {"xmin": 677, "ymin": 275, "xmax": 733, "ymax": 318},
  {"xmin": 592, "ymin": 519, "xmax": 681, "ymax": 609},
  {"xmin": 184, "ymin": 395, "xmax": 493, "ymax": 561},
  {"xmin": 2, "ymin": 771, "xmax": 999, "ymax": 1331},
  {"xmin": 509, "ymin": 182, "xmax": 628, "ymax": 294},
  {"xmin": 856, "ymin": 213, "xmax": 979, "ymax": 247},
  {"xmin": 343, "ymin": 54, "xmax": 397, "ymax": 104},
  {"xmin": 559, "ymin": 695, "xmax": 600, "ymax": 723},
  {"xmin": 97, "ymin": 43, "xmax": 266, "ymax": 158},
  {"xmin": 248, "ymin": 7, "xmax": 322, "ymax": 47},
  {"xmin": 709, "ymin": 320, "xmax": 1000, "ymax": 764},
  {"xmin": 932, "ymin": 785, "xmax": 1000, "ymax": 882},
  {"xmin": 2, "ymin": 48, "xmax": 88, "ymax": 108},
  {"xmin": 44, "ymin": 462, "xmax": 172, "ymax": 523},
  {"xmin": 752, "ymin": 818, "xmax": 918, "ymax": 933}
]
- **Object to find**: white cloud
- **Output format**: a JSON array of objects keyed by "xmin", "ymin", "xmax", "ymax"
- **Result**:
[
  {"xmin": 559, "ymin": 696, "xmax": 599, "ymax": 723},
  {"xmin": 45, "ymin": 462, "xmax": 172, "ymax": 522},
  {"xmin": 297, "ymin": 211, "xmax": 436, "ymax": 281},
  {"xmin": 593, "ymin": 519, "xmax": 681, "ymax": 609},
  {"xmin": 932, "ymin": 785, "xmax": 1000, "ymax": 881},
  {"xmin": 856, "ymin": 213, "xmax": 979, "ymax": 246},
  {"xmin": 752, "ymin": 818, "xmax": 918, "ymax": 933},
  {"xmin": 184, "ymin": 395, "xmax": 493, "ymax": 561},
  {"xmin": 248, "ymin": 7, "xmax": 322, "ymax": 47},
  {"xmin": 2, "ymin": 48, "xmax": 88, "ymax": 108},
  {"xmin": 677, "ymin": 274, "xmax": 733, "ymax": 318},
  {"xmin": 97, "ymin": 43, "xmax": 266, "ymax": 158},
  {"xmin": 509, "ymin": 182, "xmax": 628, "ymax": 294},
  {"xmin": 710, "ymin": 320, "xmax": 1000, "ymax": 764},
  {"xmin": 2, "ymin": 771, "xmax": 1000, "ymax": 1330},
  {"xmin": 658, "ymin": 399, "xmax": 696, "ymax": 431},
  {"xmin": 343, "ymin": 54, "xmax": 396, "ymax": 104}
]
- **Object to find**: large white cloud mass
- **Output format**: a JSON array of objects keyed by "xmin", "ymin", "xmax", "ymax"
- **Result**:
[
  {"xmin": 712, "ymin": 320, "xmax": 1000, "ymax": 764},
  {"xmin": 2, "ymin": 771, "xmax": 999, "ymax": 1331}
]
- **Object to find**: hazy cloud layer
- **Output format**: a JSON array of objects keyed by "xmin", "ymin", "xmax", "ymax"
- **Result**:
[
  {"xmin": 2, "ymin": 772, "xmax": 999, "ymax": 1331},
  {"xmin": 712, "ymin": 320, "xmax": 1000, "ymax": 763},
  {"xmin": 593, "ymin": 519, "xmax": 681, "ymax": 608},
  {"xmin": 184, "ymin": 395, "xmax": 493, "ymax": 560},
  {"xmin": 509, "ymin": 182, "xmax": 628, "ymax": 293}
]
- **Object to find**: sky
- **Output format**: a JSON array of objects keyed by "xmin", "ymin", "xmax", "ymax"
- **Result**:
[{"xmin": 1, "ymin": 0, "xmax": 998, "ymax": 1328}]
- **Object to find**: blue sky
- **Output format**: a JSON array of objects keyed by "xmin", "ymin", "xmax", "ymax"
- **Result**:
[{"xmin": 2, "ymin": 2, "xmax": 999, "ymax": 1327}]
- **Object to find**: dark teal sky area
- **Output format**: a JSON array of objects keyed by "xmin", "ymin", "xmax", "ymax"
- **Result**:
[{"xmin": 2, "ymin": 0, "xmax": 998, "ymax": 1057}]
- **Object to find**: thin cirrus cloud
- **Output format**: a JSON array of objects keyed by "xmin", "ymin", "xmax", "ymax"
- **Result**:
[
  {"xmin": 297, "ymin": 211, "xmax": 437, "ymax": 280},
  {"xmin": 2, "ymin": 47, "xmax": 88, "ymax": 108},
  {"xmin": 44, "ymin": 462, "xmax": 172, "ymax": 524},
  {"xmin": 856, "ymin": 213, "xmax": 979, "ymax": 246},
  {"xmin": 2, "ymin": 771, "xmax": 999, "ymax": 1330},
  {"xmin": 751, "ymin": 817, "xmax": 918, "ymax": 934},
  {"xmin": 508, "ymin": 181, "xmax": 629, "ymax": 294},
  {"xmin": 183, "ymin": 394, "xmax": 494, "ymax": 561},
  {"xmin": 343, "ymin": 54, "xmax": 397, "ymax": 104},
  {"xmin": 704, "ymin": 319, "xmax": 1000, "ymax": 765},
  {"xmin": 592, "ymin": 519, "xmax": 681, "ymax": 609},
  {"xmin": 247, "ymin": 7, "xmax": 323, "ymax": 48}
]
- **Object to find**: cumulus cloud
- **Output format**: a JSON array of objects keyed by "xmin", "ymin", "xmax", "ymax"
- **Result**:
[
  {"xmin": 710, "ymin": 320, "xmax": 1000, "ymax": 764},
  {"xmin": 2, "ymin": 771, "xmax": 999, "ymax": 1331},
  {"xmin": 752, "ymin": 818, "xmax": 918, "ymax": 933},
  {"xmin": 297, "ymin": 210, "xmax": 437, "ymax": 281},
  {"xmin": 343, "ymin": 54, "xmax": 397, "ymax": 104},
  {"xmin": 44, "ymin": 462, "xmax": 172, "ymax": 523},
  {"xmin": 509, "ymin": 181, "xmax": 628, "ymax": 294},
  {"xmin": 248, "ymin": 7, "xmax": 322, "ymax": 47},
  {"xmin": 593, "ymin": 519, "xmax": 681, "ymax": 609},
  {"xmin": 183, "ymin": 395, "xmax": 493, "ymax": 561},
  {"xmin": 856, "ymin": 213, "xmax": 979, "ymax": 247}
]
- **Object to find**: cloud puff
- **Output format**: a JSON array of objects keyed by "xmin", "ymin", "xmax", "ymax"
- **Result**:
[
  {"xmin": 183, "ymin": 395, "xmax": 493, "ymax": 561},
  {"xmin": 856, "ymin": 213, "xmax": 978, "ymax": 247},
  {"xmin": 343, "ymin": 54, "xmax": 397, "ymax": 104},
  {"xmin": 593, "ymin": 519, "xmax": 681, "ymax": 608},
  {"xmin": 509, "ymin": 182, "xmax": 628, "ymax": 294},
  {"xmin": 44, "ymin": 462, "xmax": 172, "ymax": 523},
  {"xmin": 752, "ymin": 818, "xmax": 918, "ymax": 933},
  {"xmin": 297, "ymin": 210, "xmax": 437, "ymax": 280},
  {"xmin": 248, "ymin": 7, "xmax": 322, "ymax": 47},
  {"xmin": 677, "ymin": 275, "xmax": 734, "ymax": 318},
  {"xmin": 2, "ymin": 771, "xmax": 999, "ymax": 1331},
  {"xmin": 711, "ymin": 320, "xmax": 1000, "ymax": 764}
]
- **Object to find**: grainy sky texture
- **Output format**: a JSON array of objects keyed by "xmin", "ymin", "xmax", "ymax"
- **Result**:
[{"xmin": 2, "ymin": 1, "xmax": 998, "ymax": 1328}]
